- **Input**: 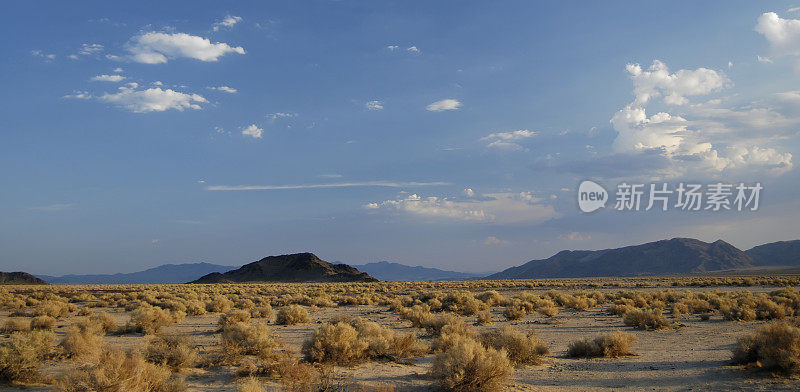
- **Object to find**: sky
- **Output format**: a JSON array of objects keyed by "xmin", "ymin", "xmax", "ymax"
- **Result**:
[{"xmin": 1, "ymin": 1, "xmax": 800, "ymax": 275}]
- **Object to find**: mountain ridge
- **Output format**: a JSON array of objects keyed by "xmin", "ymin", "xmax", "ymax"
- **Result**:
[
  {"xmin": 38, "ymin": 262, "xmax": 236, "ymax": 284},
  {"xmin": 347, "ymin": 261, "xmax": 486, "ymax": 281}
]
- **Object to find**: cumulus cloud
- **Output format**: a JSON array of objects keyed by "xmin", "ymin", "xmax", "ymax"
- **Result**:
[
  {"xmin": 213, "ymin": 15, "xmax": 243, "ymax": 31},
  {"xmin": 558, "ymin": 232, "xmax": 591, "ymax": 241},
  {"xmin": 606, "ymin": 60, "xmax": 793, "ymax": 178},
  {"xmin": 90, "ymin": 74, "xmax": 125, "ymax": 82},
  {"xmin": 126, "ymin": 32, "xmax": 245, "ymax": 64},
  {"xmin": 481, "ymin": 129, "xmax": 537, "ymax": 151},
  {"xmin": 406, "ymin": 46, "xmax": 420, "ymax": 53},
  {"xmin": 207, "ymin": 85, "xmax": 237, "ymax": 93},
  {"xmin": 386, "ymin": 45, "xmax": 399, "ymax": 51},
  {"xmin": 63, "ymin": 91, "xmax": 92, "ymax": 100},
  {"xmin": 267, "ymin": 112, "xmax": 297, "ymax": 120},
  {"xmin": 758, "ymin": 55, "xmax": 774, "ymax": 63},
  {"xmin": 242, "ymin": 124, "xmax": 263, "ymax": 139},
  {"xmin": 426, "ymin": 99, "xmax": 461, "ymax": 112},
  {"xmin": 626, "ymin": 60, "xmax": 727, "ymax": 106},
  {"xmin": 98, "ymin": 85, "xmax": 208, "ymax": 113},
  {"xmin": 31, "ymin": 50, "xmax": 55, "ymax": 60},
  {"xmin": 365, "ymin": 100, "xmax": 383, "ymax": 110},
  {"xmin": 365, "ymin": 191, "xmax": 558, "ymax": 225},
  {"xmin": 756, "ymin": 12, "xmax": 800, "ymax": 57},
  {"xmin": 79, "ymin": 43, "xmax": 104, "ymax": 55}
]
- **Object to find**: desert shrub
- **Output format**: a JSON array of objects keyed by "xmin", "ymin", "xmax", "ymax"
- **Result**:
[
  {"xmin": 123, "ymin": 306, "xmax": 179, "ymax": 335},
  {"xmin": 206, "ymin": 295, "xmax": 234, "ymax": 313},
  {"xmin": 276, "ymin": 305, "xmax": 310, "ymax": 325},
  {"xmin": 30, "ymin": 316, "xmax": 57, "ymax": 330},
  {"xmin": 0, "ymin": 330, "xmax": 54, "ymax": 383},
  {"xmin": 731, "ymin": 321, "xmax": 800, "ymax": 375},
  {"xmin": 607, "ymin": 303, "xmax": 635, "ymax": 316},
  {"xmin": 476, "ymin": 291, "xmax": 506, "ymax": 307},
  {"xmin": 433, "ymin": 322, "xmax": 476, "ymax": 353},
  {"xmin": 185, "ymin": 300, "xmax": 207, "ymax": 316},
  {"xmin": 567, "ymin": 331, "xmax": 637, "ymax": 358},
  {"xmin": 537, "ymin": 306, "xmax": 559, "ymax": 318},
  {"xmin": 56, "ymin": 348, "xmax": 185, "ymax": 392},
  {"xmin": 76, "ymin": 307, "xmax": 93, "ymax": 317},
  {"xmin": 303, "ymin": 319, "xmax": 425, "ymax": 365},
  {"xmin": 238, "ymin": 377, "xmax": 267, "ymax": 392},
  {"xmin": 2, "ymin": 318, "xmax": 30, "ymax": 333},
  {"xmin": 33, "ymin": 300, "xmax": 70, "ymax": 318},
  {"xmin": 87, "ymin": 312, "xmax": 118, "ymax": 333},
  {"xmin": 479, "ymin": 326, "xmax": 549, "ymax": 365},
  {"xmin": 429, "ymin": 337, "xmax": 513, "ymax": 392},
  {"xmin": 400, "ymin": 305, "xmax": 434, "ymax": 328},
  {"xmin": 221, "ymin": 322, "xmax": 280, "ymax": 359},
  {"xmin": 218, "ymin": 310, "xmax": 251, "ymax": 330},
  {"xmin": 671, "ymin": 302, "xmax": 689, "ymax": 318},
  {"xmin": 60, "ymin": 324, "xmax": 104, "ymax": 359},
  {"xmin": 145, "ymin": 334, "xmax": 197, "ymax": 369},
  {"xmin": 250, "ymin": 305, "xmax": 274, "ymax": 319},
  {"xmin": 476, "ymin": 310, "xmax": 493, "ymax": 325},
  {"xmin": 721, "ymin": 304, "xmax": 757, "ymax": 321},
  {"xmin": 623, "ymin": 309, "xmax": 670, "ymax": 330},
  {"xmin": 755, "ymin": 297, "xmax": 788, "ymax": 320},
  {"xmin": 502, "ymin": 303, "xmax": 526, "ymax": 321}
]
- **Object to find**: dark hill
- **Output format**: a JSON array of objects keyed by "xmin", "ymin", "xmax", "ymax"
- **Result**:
[
  {"xmin": 0, "ymin": 272, "xmax": 48, "ymax": 285},
  {"xmin": 746, "ymin": 240, "xmax": 800, "ymax": 267},
  {"xmin": 487, "ymin": 238, "xmax": 755, "ymax": 279},
  {"xmin": 191, "ymin": 253, "xmax": 377, "ymax": 283}
]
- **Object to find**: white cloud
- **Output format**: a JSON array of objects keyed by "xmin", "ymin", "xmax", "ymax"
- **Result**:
[
  {"xmin": 757, "ymin": 55, "xmax": 774, "ymax": 63},
  {"xmin": 607, "ymin": 60, "xmax": 794, "ymax": 178},
  {"xmin": 63, "ymin": 91, "xmax": 92, "ymax": 100},
  {"xmin": 626, "ymin": 60, "xmax": 727, "ymax": 106},
  {"xmin": 31, "ymin": 50, "xmax": 55, "ymax": 60},
  {"xmin": 114, "ymin": 67, "xmax": 123, "ymax": 73},
  {"xmin": 126, "ymin": 32, "xmax": 245, "ymax": 64},
  {"xmin": 426, "ymin": 99, "xmax": 461, "ymax": 112},
  {"xmin": 756, "ymin": 12, "xmax": 800, "ymax": 57},
  {"xmin": 90, "ymin": 74, "xmax": 125, "ymax": 82},
  {"xmin": 98, "ymin": 85, "xmax": 208, "ymax": 113},
  {"xmin": 484, "ymin": 236, "xmax": 510, "ymax": 245},
  {"xmin": 365, "ymin": 100, "xmax": 383, "ymax": 110},
  {"xmin": 366, "ymin": 191, "xmax": 558, "ymax": 225},
  {"xmin": 463, "ymin": 188, "xmax": 475, "ymax": 197},
  {"xmin": 208, "ymin": 85, "xmax": 238, "ymax": 93},
  {"xmin": 209, "ymin": 181, "xmax": 449, "ymax": 191},
  {"xmin": 267, "ymin": 112, "xmax": 297, "ymax": 120},
  {"xmin": 242, "ymin": 124, "xmax": 263, "ymax": 139},
  {"xmin": 386, "ymin": 45, "xmax": 399, "ymax": 51},
  {"xmin": 481, "ymin": 129, "xmax": 537, "ymax": 151},
  {"xmin": 406, "ymin": 46, "xmax": 420, "ymax": 53},
  {"xmin": 213, "ymin": 15, "xmax": 243, "ymax": 31},
  {"xmin": 79, "ymin": 43, "xmax": 103, "ymax": 55}
]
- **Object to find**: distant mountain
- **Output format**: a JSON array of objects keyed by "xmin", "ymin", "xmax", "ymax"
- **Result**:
[
  {"xmin": 746, "ymin": 240, "xmax": 800, "ymax": 267},
  {"xmin": 0, "ymin": 272, "xmax": 47, "ymax": 285},
  {"xmin": 191, "ymin": 253, "xmax": 377, "ymax": 283},
  {"xmin": 38, "ymin": 262, "xmax": 235, "ymax": 284},
  {"xmin": 487, "ymin": 238, "xmax": 756, "ymax": 279},
  {"xmin": 348, "ymin": 261, "xmax": 485, "ymax": 281}
]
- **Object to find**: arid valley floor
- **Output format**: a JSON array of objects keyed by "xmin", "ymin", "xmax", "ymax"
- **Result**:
[{"xmin": 2, "ymin": 277, "xmax": 800, "ymax": 391}]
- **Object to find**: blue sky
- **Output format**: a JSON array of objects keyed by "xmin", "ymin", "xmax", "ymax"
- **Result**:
[{"xmin": 2, "ymin": 1, "xmax": 800, "ymax": 275}]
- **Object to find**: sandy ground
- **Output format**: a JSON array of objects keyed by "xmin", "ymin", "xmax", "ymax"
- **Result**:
[{"xmin": 1, "ymin": 285, "xmax": 798, "ymax": 391}]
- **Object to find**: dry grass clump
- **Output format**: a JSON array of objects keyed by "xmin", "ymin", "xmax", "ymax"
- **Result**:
[
  {"xmin": 731, "ymin": 321, "xmax": 800, "ymax": 375},
  {"xmin": 145, "ymin": 334, "xmax": 198, "ymax": 369},
  {"xmin": 33, "ymin": 300, "xmax": 71, "ymax": 319},
  {"xmin": 237, "ymin": 377, "xmax": 267, "ymax": 392},
  {"xmin": 429, "ymin": 336, "xmax": 513, "ymax": 392},
  {"xmin": 30, "ymin": 315, "xmax": 57, "ymax": 330},
  {"xmin": 671, "ymin": 302, "xmax": 689, "ymax": 318},
  {"xmin": 567, "ymin": 331, "xmax": 637, "ymax": 358},
  {"xmin": 276, "ymin": 305, "xmax": 310, "ymax": 325},
  {"xmin": 537, "ymin": 305, "xmax": 559, "ymax": 318},
  {"xmin": 218, "ymin": 310, "xmax": 251, "ymax": 330},
  {"xmin": 478, "ymin": 326, "xmax": 549, "ymax": 365},
  {"xmin": 221, "ymin": 322, "xmax": 280, "ymax": 360},
  {"xmin": 502, "ymin": 303, "xmax": 527, "ymax": 321},
  {"xmin": 400, "ymin": 304, "xmax": 435, "ymax": 328},
  {"xmin": 476, "ymin": 310, "xmax": 493, "ymax": 325},
  {"xmin": 122, "ymin": 306, "xmax": 181, "ymax": 335},
  {"xmin": 2, "ymin": 318, "xmax": 31, "ymax": 333},
  {"xmin": 57, "ymin": 348, "xmax": 185, "ymax": 392},
  {"xmin": 303, "ymin": 318, "xmax": 425, "ymax": 365},
  {"xmin": 250, "ymin": 305, "xmax": 274, "ymax": 319},
  {"xmin": 206, "ymin": 295, "xmax": 234, "ymax": 313},
  {"xmin": 623, "ymin": 309, "xmax": 670, "ymax": 330},
  {"xmin": 0, "ymin": 329, "xmax": 54, "ymax": 383},
  {"xmin": 60, "ymin": 324, "xmax": 105, "ymax": 359}
]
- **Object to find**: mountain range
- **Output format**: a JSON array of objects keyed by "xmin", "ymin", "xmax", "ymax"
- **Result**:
[
  {"xmin": 488, "ymin": 238, "xmax": 800, "ymax": 279},
  {"xmin": 38, "ymin": 262, "xmax": 235, "ymax": 284},
  {"xmin": 191, "ymin": 253, "xmax": 377, "ymax": 283},
  {"xmin": 0, "ymin": 272, "xmax": 47, "ymax": 285},
  {"xmin": 345, "ymin": 261, "xmax": 486, "ymax": 281}
]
